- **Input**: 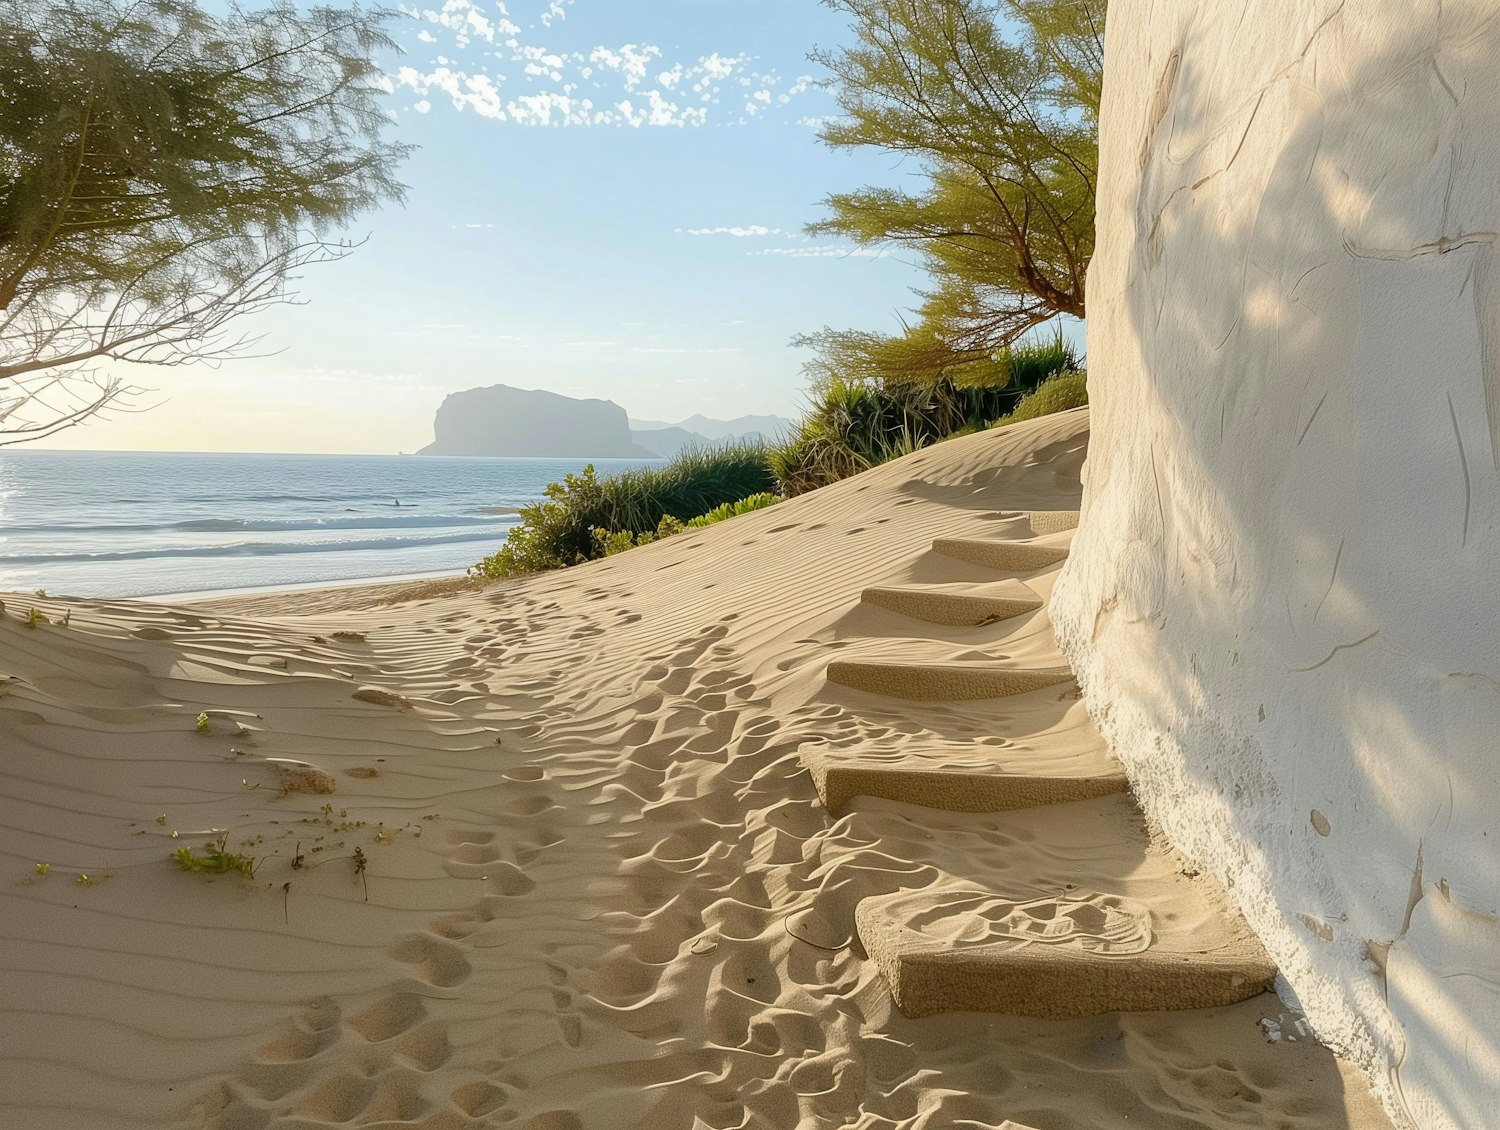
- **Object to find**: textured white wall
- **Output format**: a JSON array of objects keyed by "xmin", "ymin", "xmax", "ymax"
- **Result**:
[{"xmin": 1051, "ymin": 4, "xmax": 1500, "ymax": 1127}]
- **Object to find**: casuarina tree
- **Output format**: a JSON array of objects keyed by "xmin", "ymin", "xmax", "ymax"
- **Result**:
[{"xmin": 0, "ymin": 0, "xmax": 410, "ymax": 442}]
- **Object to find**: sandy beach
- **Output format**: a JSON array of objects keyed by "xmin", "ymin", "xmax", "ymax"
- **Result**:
[{"xmin": 0, "ymin": 409, "xmax": 1394, "ymax": 1129}]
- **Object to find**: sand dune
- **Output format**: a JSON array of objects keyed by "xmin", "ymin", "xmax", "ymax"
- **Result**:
[{"xmin": 1, "ymin": 409, "xmax": 1392, "ymax": 1129}]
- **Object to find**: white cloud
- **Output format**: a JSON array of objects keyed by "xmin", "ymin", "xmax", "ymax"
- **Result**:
[
  {"xmin": 749, "ymin": 244, "xmax": 890, "ymax": 259},
  {"xmin": 617, "ymin": 90, "xmax": 705, "ymax": 128},
  {"xmin": 589, "ymin": 44, "xmax": 660, "ymax": 90},
  {"xmin": 389, "ymin": 7, "xmax": 820, "ymax": 128},
  {"xmin": 680, "ymin": 225, "xmax": 783, "ymax": 237},
  {"xmin": 396, "ymin": 65, "xmax": 508, "ymax": 117},
  {"xmin": 633, "ymin": 346, "xmax": 743, "ymax": 354},
  {"xmin": 402, "ymin": 0, "xmax": 521, "ymax": 48},
  {"xmin": 540, "ymin": 0, "xmax": 575, "ymax": 27}
]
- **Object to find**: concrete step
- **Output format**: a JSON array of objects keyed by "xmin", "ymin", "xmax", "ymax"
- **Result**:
[
  {"xmin": 826, "ymin": 658, "xmax": 1074, "ymax": 701},
  {"xmin": 860, "ymin": 581, "xmax": 1043, "ymax": 627},
  {"xmin": 799, "ymin": 735, "xmax": 1126, "ymax": 815},
  {"xmin": 1026, "ymin": 510, "xmax": 1080, "ymax": 535},
  {"xmin": 857, "ymin": 865, "xmax": 1277, "ymax": 1019},
  {"xmin": 932, "ymin": 537, "xmax": 1070, "ymax": 572}
]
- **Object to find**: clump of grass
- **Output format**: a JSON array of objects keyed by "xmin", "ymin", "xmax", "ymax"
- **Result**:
[
  {"xmin": 473, "ymin": 442, "xmax": 776, "ymax": 578},
  {"xmin": 593, "ymin": 493, "xmax": 781, "ymax": 558},
  {"xmin": 683, "ymin": 492, "xmax": 780, "ymax": 528},
  {"xmin": 172, "ymin": 834, "xmax": 260, "ymax": 879},
  {"xmin": 993, "ymin": 370, "xmax": 1088, "ymax": 427},
  {"xmin": 593, "ymin": 514, "xmax": 686, "ymax": 557},
  {"xmin": 768, "ymin": 331, "xmax": 1082, "ymax": 497}
]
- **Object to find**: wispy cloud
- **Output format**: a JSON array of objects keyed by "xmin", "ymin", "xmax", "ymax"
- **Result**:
[
  {"xmin": 392, "ymin": 2, "xmax": 824, "ymax": 127},
  {"xmin": 632, "ymin": 346, "xmax": 743, "ymax": 354},
  {"xmin": 677, "ymin": 225, "xmax": 785, "ymax": 238},
  {"xmin": 540, "ymin": 0, "xmax": 575, "ymax": 27},
  {"xmin": 749, "ymin": 244, "xmax": 890, "ymax": 259}
]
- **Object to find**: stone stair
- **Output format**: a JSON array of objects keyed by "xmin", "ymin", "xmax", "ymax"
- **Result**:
[
  {"xmin": 800, "ymin": 520, "xmax": 1278, "ymax": 1020},
  {"xmin": 859, "ymin": 580, "xmax": 1043, "ymax": 627}
]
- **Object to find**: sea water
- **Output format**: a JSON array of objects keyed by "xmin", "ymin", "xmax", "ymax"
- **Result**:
[{"xmin": 0, "ymin": 451, "xmax": 659, "ymax": 599}]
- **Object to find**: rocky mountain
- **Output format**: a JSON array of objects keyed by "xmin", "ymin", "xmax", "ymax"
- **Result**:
[
  {"xmin": 418, "ymin": 385, "xmax": 657, "ymax": 458},
  {"xmin": 628, "ymin": 413, "xmax": 794, "ymax": 441}
]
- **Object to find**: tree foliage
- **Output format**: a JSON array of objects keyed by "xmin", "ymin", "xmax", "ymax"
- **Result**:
[
  {"xmin": 802, "ymin": 0, "xmax": 1104, "ymax": 385},
  {"xmin": 0, "ymin": 0, "xmax": 409, "ymax": 443}
]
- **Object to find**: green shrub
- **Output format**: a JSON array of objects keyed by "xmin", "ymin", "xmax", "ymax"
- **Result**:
[
  {"xmin": 684, "ymin": 492, "xmax": 780, "ymax": 528},
  {"xmin": 473, "ymin": 464, "xmax": 608, "ymax": 577},
  {"xmin": 994, "ymin": 370, "xmax": 1088, "ymax": 426},
  {"xmin": 768, "ymin": 330, "xmax": 1084, "ymax": 496},
  {"xmin": 474, "ymin": 443, "xmax": 777, "ymax": 578},
  {"xmin": 592, "ymin": 494, "xmax": 780, "ymax": 558},
  {"xmin": 172, "ymin": 834, "xmax": 259, "ymax": 879},
  {"xmin": 593, "ymin": 514, "xmax": 688, "ymax": 557},
  {"xmin": 593, "ymin": 442, "xmax": 774, "ymax": 531}
]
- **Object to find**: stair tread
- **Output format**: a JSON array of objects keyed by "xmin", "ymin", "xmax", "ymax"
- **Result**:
[
  {"xmin": 827, "ymin": 657, "xmax": 1075, "ymax": 701},
  {"xmin": 855, "ymin": 819, "xmax": 1277, "ymax": 1018},
  {"xmin": 1026, "ymin": 510, "xmax": 1081, "ymax": 535},
  {"xmin": 861, "ymin": 581, "xmax": 1043, "ymax": 627},
  {"xmin": 932, "ymin": 537, "xmax": 1071, "ymax": 571},
  {"xmin": 800, "ymin": 730, "xmax": 1127, "ymax": 814}
]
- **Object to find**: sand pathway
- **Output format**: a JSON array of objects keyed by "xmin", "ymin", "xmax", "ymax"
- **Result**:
[{"xmin": 0, "ymin": 410, "xmax": 1396, "ymax": 1129}]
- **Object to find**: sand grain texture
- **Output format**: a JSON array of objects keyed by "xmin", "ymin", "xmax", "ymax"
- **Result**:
[{"xmin": 1, "ymin": 410, "xmax": 1391, "ymax": 1129}]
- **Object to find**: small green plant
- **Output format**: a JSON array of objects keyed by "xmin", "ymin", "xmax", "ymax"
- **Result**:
[
  {"xmin": 74, "ymin": 873, "xmax": 94, "ymax": 887},
  {"xmin": 473, "ymin": 442, "xmax": 776, "ymax": 578},
  {"xmin": 172, "ymin": 834, "xmax": 260, "ymax": 879},
  {"xmin": 34, "ymin": 862, "xmax": 49, "ymax": 876},
  {"xmin": 683, "ymin": 492, "xmax": 780, "ymax": 528},
  {"xmin": 592, "ymin": 513, "xmax": 688, "ymax": 557},
  {"xmin": 352, "ymin": 846, "xmax": 368, "ymax": 900},
  {"xmin": 994, "ymin": 370, "xmax": 1088, "ymax": 427},
  {"xmin": 195, "ymin": 712, "xmax": 210, "ymax": 733}
]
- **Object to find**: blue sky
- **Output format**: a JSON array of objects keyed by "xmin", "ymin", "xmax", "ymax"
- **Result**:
[{"xmin": 42, "ymin": 0, "xmax": 939, "ymax": 453}]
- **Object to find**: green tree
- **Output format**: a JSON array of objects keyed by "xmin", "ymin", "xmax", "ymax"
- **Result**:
[
  {"xmin": 0, "ymin": 0, "xmax": 410, "ymax": 443},
  {"xmin": 801, "ymin": 0, "xmax": 1103, "ymax": 386}
]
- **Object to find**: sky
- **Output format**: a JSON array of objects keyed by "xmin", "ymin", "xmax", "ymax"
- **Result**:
[{"xmin": 37, "ymin": 0, "xmax": 944, "ymax": 454}]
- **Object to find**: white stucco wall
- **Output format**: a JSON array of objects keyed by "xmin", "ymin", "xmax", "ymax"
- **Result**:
[{"xmin": 1051, "ymin": 4, "xmax": 1500, "ymax": 1127}]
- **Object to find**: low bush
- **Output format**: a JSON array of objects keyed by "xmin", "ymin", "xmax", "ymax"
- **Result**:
[
  {"xmin": 994, "ymin": 370, "xmax": 1088, "ymax": 426},
  {"xmin": 473, "ymin": 444, "xmax": 777, "ymax": 578},
  {"xmin": 593, "ymin": 493, "xmax": 781, "ymax": 557},
  {"xmin": 684, "ymin": 491, "xmax": 780, "ymax": 528},
  {"xmin": 768, "ymin": 333, "xmax": 1082, "ymax": 497}
]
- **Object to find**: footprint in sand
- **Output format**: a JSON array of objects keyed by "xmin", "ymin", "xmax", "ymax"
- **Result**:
[
  {"xmin": 389, "ymin": 932, "xmax": 473, "ymax": 989},
  {"xmin": 451, "ymin": 1080, "xmax": 510, "ymax": 1118},
  {"xmin": 905, "ymin": 891, "xmax": 1154, "ymax": 955},
  {"xmin": 254, "ymin": 997, "xmax": 342, "ymax": 1063},
  {"xmin": 346, "ymin": 993, "xmax": 427, "ymax": 1042},
  {"xmin": 394, "ymin": 1022, "xmax": 453, "ymax": 1072},
  {"xmin": 293, "ymin": 1070, "xmax": 429, "ymax": 1124}
]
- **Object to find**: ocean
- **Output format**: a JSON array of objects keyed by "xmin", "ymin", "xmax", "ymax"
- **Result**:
[{"xmin": 0, "ymin": 450, "xmax": 660, "ymax": 600}]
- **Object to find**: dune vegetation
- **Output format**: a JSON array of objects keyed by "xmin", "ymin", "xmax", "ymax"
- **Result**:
[{"xmin": 473, "ymin": 335, "xmax": 1085, "ymax": 579}]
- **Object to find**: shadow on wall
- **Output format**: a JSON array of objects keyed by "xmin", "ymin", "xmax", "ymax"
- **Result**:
[{"xmin": 1057, "ymin": 4, "xmax": 1500, "ymax": 1128}]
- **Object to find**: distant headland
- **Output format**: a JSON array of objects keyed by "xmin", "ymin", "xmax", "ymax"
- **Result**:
[{"xmin": 417, "ymin": 383, "xmax": 790, "ymax": 459}]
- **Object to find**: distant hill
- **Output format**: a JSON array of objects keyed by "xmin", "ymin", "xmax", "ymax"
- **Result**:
[
  {"xmin": 629, "ymin": 426, "xmax": 704, "ymax": 460},
  {"xmin": 418, "ymin": 385, "xmax": 657, "ymax": 458},
  {"xmin": 629, "ymin": 413, "xmax": 794, "ymax": 442}
]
